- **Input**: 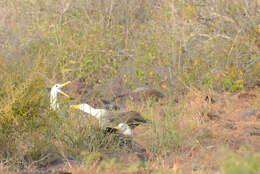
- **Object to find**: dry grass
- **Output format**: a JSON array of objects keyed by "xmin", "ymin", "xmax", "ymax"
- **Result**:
[
  {"xmin": 0, "ymin": 90, "xmax": 260, "ymax": 173},
  {"xmin": 0, "ymin": 0, "xmax": 260, "ymax": 173}
]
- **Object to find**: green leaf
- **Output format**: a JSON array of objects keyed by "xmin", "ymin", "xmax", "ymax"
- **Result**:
[{"xmin": 136, "ymin": 69, "xmax": 144, "ymax": 77}]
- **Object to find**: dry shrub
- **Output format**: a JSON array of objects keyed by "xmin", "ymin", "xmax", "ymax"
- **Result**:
[
  {"xmin": 0, "ymin": 0, "xmax": 259, "ymax": 173},
  {"xmin": 181, "ymin": 89, "xmax": 215, "ymax": 124},
  {"xmin": 1, "ymin": 0, "xmax": 259, "ymax": 92}
]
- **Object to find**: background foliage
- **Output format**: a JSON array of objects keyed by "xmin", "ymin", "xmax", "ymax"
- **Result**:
[{"xmin": 0, "ymin": 0, "xmax": 259, "ymax": 173}]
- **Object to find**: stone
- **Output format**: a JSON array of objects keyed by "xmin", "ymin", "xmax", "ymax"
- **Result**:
[
  {"xmin": 223, "ymin": 122, "xmax": 236, "ymax": 130},
  {"xmin": 241, "ymin": 127, "xmax": 260, "ymax": 136},
  {"xmin": 236, "ymin": 110, "xmax": 258, "ymax": 117},
  {"xmin": 207, "ymin": 112, "xmax": 220, "ymax": 120}
]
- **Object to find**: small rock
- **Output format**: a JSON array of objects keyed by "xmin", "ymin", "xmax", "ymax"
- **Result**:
[
  {"xmin": 238, "ymin": 93, "xmax": 256, "ymax": 99},
  {"xmin": 236, "ymin": 110, "xmax": 258, "ymax": 117},
  {"xmin": 223, "ymin": 122, "xmax": 236, "ymax": 130},
  {"xmin": 206, "ymin": 145, "xmax": 216, "ymax": 150},
  {"xmin": 207, "ymin": 112, "xmax": 220, "ymax": 120},
  {"xmin": 205, "ymin": 96, "xmax": 216, "ymax": 104},
  {"xmin": 218, "ymin": 110, "xmax": 225, "ymax": 114},
  {"xmin": 132, "ymin": 87, "xmax": 150, "ymax": 93},
  {"xmin": 241, "ymin": 127, "xmax": 260, "ymax": 136}
]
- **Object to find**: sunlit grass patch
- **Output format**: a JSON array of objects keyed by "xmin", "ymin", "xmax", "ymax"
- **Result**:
[
  {"xmin": 135, "ymin": 97, "xmax": 191, "ymax": 153},
  {"xmin": 222, "ymin": 151, "xmax": 260, "ymax": 174}
]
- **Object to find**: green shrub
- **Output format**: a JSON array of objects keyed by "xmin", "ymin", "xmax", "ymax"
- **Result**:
[
  {"xmin": 148, "ymin": 101, "xmax": 189, "ymax": 152},
  {"xmin": 222, "ymin": 151, "xmax": 260, "ymax": 174}
]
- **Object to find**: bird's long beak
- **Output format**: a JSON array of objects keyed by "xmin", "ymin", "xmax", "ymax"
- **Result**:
[
  {"xmin": 70, "ymin": 104, "xmax": 81, "ymax": 109},
  {"xmin": 60, "ymin": 81, "xmax": 71, "ymax": 88},
  {"xmin": 59, "ymin": 91, "xmax": 70, "ymax": 98},
  {"xmin": 113, "ymin": 125, "xmax": 120, "ymax": 130},
  {"xmin": 59, "ymin": 81, "xmax": 71, "ymax": 98}
]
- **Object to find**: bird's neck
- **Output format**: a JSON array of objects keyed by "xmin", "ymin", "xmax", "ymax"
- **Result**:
[
  {"xmin": 50, "ymin": 89, "xmax": 59, "ymax": 110},
  {"xmin": 80, "ymin": 104, "xmax": 105, "ymax": 119},
  {"xmin": 123, "ymin": 128, "xmax": 132, "ymax": 136}
]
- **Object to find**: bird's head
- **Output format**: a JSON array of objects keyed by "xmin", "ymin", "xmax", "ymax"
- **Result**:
[
  {"xmin": 51, "ymin": 81, "xmax": 71, "ymax": 98},
  {"xmin": 114, "ymin": 123, "xmax": 132, "ymax": 136}
]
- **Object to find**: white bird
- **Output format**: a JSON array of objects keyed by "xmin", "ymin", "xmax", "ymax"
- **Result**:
[
  {"xmin": 50, "ymin": 81, "xmax": 71, "ymax": 111},
  {"xmin": 70, "ymin": 103, "xmax": 147, "ymax": 129},
  {"xmin": 113, "ymin": 123, "xmax": 132, "ymax": 136}
]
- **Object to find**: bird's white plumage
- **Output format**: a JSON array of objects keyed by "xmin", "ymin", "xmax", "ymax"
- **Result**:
[
  {"xmin": 50, "ymin": 82, "xmax": 71, "ymax": 111},
  {"xmin": 73, "ymin": 103, "xmax": 107, "ymax": 126},
  {"xmin": 79, "ymin": 103, "xmax": 106, "ymax": 119},
  {"xmin": 71, "ymin": 103, "xmax": 146, "ymax": 127},
  {"xmin": 50, "ymin": 84, "xmax": 61, "ymax": 110},
  {"xmin": 115, "ymin": 123, "xmax": 132, "ymax": 136},
  {"xmin": 71, "ymin": 104, "xmax": 133, "ymax": 135}
]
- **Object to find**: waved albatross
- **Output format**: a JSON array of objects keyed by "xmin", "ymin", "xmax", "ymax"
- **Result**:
[
  {"xmin": 102, "ymin": 123, "xmax": 132, "ymax": 136},
  {"xmin": 50, "ymin": 81, "xmax": 71, "ymax": 111},
  {"xmin": 114, "ymin": 123, "xmax": 132, "ymax": 136},
  {"xmin": 70, "ymin": 103, "xmax": 147, "ymax": 129}
]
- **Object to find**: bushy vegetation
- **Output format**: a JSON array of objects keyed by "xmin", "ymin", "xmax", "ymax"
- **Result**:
[
  {"xmin": 222, "ymin": 151, "xmax": 260, "ymax": 174},
  {"xmin": 0, "ymin": 0, "xmax": 259, "ymax": 173},
  {"xmin": 1, "ymin": 0, "xmax": 259, "ymax": 90}
]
